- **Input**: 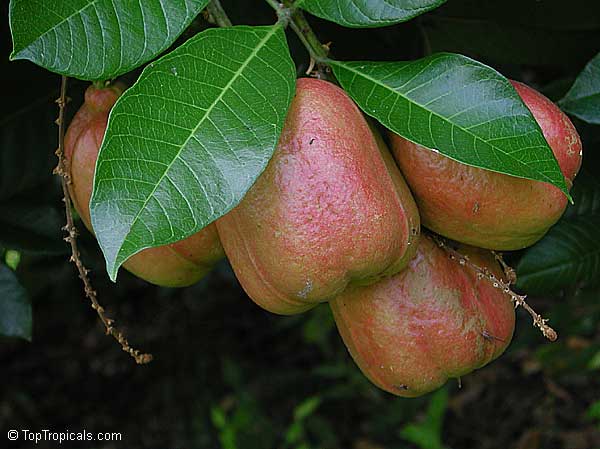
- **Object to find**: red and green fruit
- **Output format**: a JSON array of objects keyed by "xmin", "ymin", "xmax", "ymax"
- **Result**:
[
  {"xmin": 330, "ymin": 236, "xmax": 515, "ymax": 397},
  {"xmin": 390, "ymin": 80, "xmax": 582, "ymax": 250},
  {"xmin": 65, "ymin": 84, "xmax": 224, "ymax": 287},
  {"xmin": 216, "ymin": 78, "xmax": 420, "ymax": 315}
]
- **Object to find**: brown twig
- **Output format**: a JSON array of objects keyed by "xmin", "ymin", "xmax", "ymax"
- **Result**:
[
  {"xmin": 492, "ymin": 250, "xmax": 517, "ymax": 285},
  {"xmin": 431, "ymin": 234, "xmax": 557, "ymax": 342},
  {"xmin": 54, "ymin": 75, "xmax": 152, "ymax": 364}
]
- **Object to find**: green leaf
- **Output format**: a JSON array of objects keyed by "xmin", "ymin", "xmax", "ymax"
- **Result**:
[
  {"xmin": 0, "ymin": 263, "xmax": 32, "ymax": 341},
  {"xmin": 9, "ymin": 0, "xmax": 209, "ymax": 80},
  {"xmin": 211, "ymin": 406, "xmax": 227, "ymax": 430},
  {"xmin": 563, "ymin": 172, "xmax": 600, "ymax": 219},
  {"xmin": 0, "ymin": 94, "xmax": 66, "ymax": 254},
  {"xmin": 293, "ymin": 397, "xmax": 321, "ymax": 421},
  {"xmin": 0, "ymin": 195, "xmax": 66, "ymax": 254},
  {"xmin": 329, "ymin": 54, "xmax": 569, "ymax": 196},
  {"xmin": 90, "ymin": 25, "xmax": 296, "ymax": 281},
  {"xmin": 399, "ymin": 388, "xmax": 448, "ymax": 449},
  {"xmin": 0, "ymin": 95, "xmax": 57, "ymax": 201},
  {"xmin": 516, "ymin": 215, "xmax": 600, "ymax": 294},
  {"xmin": 4, "ymin": 250, "xmax": 21, "ymax": 271},
  {"xmin": 298, "ymin": 0, "xmax": 446, "ymax": 28},
  {"xmin": 517, "ymin": 172, "xmax": 600, "ymax": 294},
  {"xmin": 589, "ymin": 351, "xmax": 600, "ymax": 370},
  {"xmin": 560, "ymin": 52, "xmax": 600, "ymax": 124},
  {"xmin": 588, "ymin": 400, "xmax": 600, "ymax": 420}
]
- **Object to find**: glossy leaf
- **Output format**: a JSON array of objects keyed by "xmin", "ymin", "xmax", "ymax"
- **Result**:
[
  {"xmin": 563, "ymin": 172, "xmax": 600, "ymax": 219},
  {"xmin": 0, "ymin": 196, "xmax": 66, "ymax": 254},
  {"xmin": 90, "ymin": 25, "xmax": 296, "ymax": 281},
  {"xmin": 0, "ymin": 95, "xmax": 57, "ymax": 201},
  {"xmin": 0, "ymin": 264, "xmax": 32, "ymax": 341},
  {"xmin": 0, "ymin": 95, "xmax": 66, "ymax": 254},
  {"xmin": 560, "ymin": 52, "xmax": 600, "ymax": 124},
  {"xmin": 516, "ymin": 215, "xmax": 600, "ymax": 294},
  {"xmin": 329, "ymin": 54, "xmax": 569, "ymax": 195},
  {"xmin": 9, "ymin": 0, "xmax": 208, "ymax": 80},
  {"xmin": 298, "ymin": 0, "xmax": 446, "ymax": 28},
  {"xmin": 517, "ymin": 172, "xmax": 600, "ymax": 294}
]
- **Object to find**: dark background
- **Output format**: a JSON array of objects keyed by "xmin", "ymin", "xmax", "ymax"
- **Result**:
[{"xmin": 1, "ymin": 1, "xmax": 600, "ymax": 448}]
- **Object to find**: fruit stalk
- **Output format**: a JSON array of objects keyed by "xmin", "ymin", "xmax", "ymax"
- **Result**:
[
  {"xmin": 432, "ymin": 235, "xmax": 557, "ymax": 341},
  {"xmin": 54, "ymin": 76, "xmax": 152, "ymax": 365}
]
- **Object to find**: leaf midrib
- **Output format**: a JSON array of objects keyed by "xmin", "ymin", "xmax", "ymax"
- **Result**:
[
  {"xmin": 110, "ymin": 24, "xmax": 281, "ymax": 273},
  {"xmin": 331, "ymin": 59, "xmax": 562, "ymax": 187},
  {"xmin": 12, "ymin": 0, "xmax": 102, "ymax": 57}
]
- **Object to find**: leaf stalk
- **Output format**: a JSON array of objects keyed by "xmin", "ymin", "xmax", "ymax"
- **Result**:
[{"xmin": 265, "ymin": 1, "xmax": 330, "ymax": 68}]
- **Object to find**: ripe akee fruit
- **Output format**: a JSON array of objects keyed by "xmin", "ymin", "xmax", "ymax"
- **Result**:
[
  {"xmin": 65, "ymin": 84, "xmax": 224, "ymax": 287},
  {"xmin": 330, "ymin": 237, "xmax": 515, "ymax": 397},
  {"xmin": 217, "ymin": 78, "xmax": 420, "ymax": 314},
  {"xmin": 390, "ymin": 80, "xmax": 582, "ymax": 250}
]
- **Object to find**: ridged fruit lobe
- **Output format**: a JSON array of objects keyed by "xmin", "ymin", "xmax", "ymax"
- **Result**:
[
  {"xmin": 390, "ymin": 80, "xmax": 582, "ymax": 250},
  {"xmin": 65, "ymin": 84, "xmax": 224, "ymax": 287},
  {"xmin": 330, "ymin": 237, "xmax": 515, "ymax": 397},
  {"xmin": 217, "ymin": 78, "xmax": 420, "ymax": 314}
]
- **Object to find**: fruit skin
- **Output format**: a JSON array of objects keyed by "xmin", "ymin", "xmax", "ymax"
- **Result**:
[
  {"xmin": 216, "ymin": 78, "xmax": 420, "ymax": 315},
  {"xmin": 65, "ymin": 84, "xmax": 224, "ymax": 287},
  {"xmin": 390, "ymin": 80, "xmax": 582, "ymax": 250},
  {"xmin": 330, "ymin": 236, "xmax": 515, "ymax": 398}
]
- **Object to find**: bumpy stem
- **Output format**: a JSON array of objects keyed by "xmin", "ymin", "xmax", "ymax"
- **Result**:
[
  {"xmin": 431, "ymin": 234, "xmax": 557, "ymax": 342},
  {"xmin": 54, "ymin": 76, "xmax": 153, "ymax": 364},
  {"xmin": 491, "ymin": 250, "xmax": 517, "ymax": 285},
  {"xmin": 207, "ymin": 0, "xmax": 233, "ymax": 27}
]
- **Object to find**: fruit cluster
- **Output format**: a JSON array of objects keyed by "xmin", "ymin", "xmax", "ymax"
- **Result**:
[{"xmin": 66, "ymin": 77, "xmax": 581, "ymax": 397}]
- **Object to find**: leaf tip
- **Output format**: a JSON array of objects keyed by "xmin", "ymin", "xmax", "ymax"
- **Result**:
[{"xmin": 107, "ymin": 262, "xmax": 120, "ymax": 284}]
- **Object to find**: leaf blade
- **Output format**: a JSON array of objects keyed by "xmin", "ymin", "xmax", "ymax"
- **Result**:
[
  {"xmin": 329, "ymin": 54, "xmax": 569, "ymax": 195},
  {"xmin": 516, "ymin": 215, "xmax": 600, "ymax": 294},
  {"xmin": 0, "ymin": 197, "xmax": 66, "ymax": 255},
  {"xmin": 298, "ymin": 0, "xmax": 446, "ymax": 28},
  {"xmin": 563, "ymin": 171, "xmax": 600, "ymax": 219},
  {"xmin": 90, "ymin": 25, "xmax": 296, "ymax": 281},
  {"xmin": 9, "ymin": 0, "xmax": 209, "ymax": 80},
  {"xmin": 559, "ymin": 52, "xmax": 600, "ymax": 124},
  {"xmin": 0, "ymin": 264, "xmax": 32, "ymax": 341},
  {"xmin": 517, "ymin": 172, "xmax": 600, "ymax": 294}
]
